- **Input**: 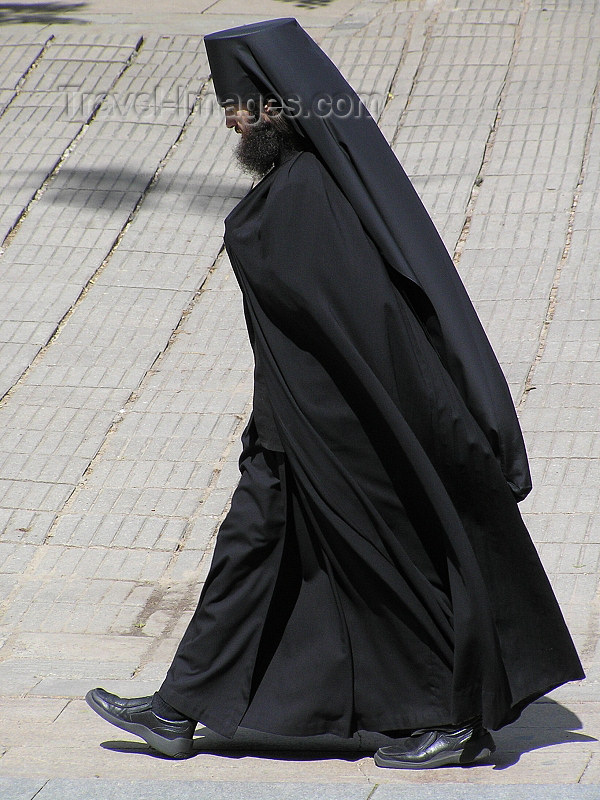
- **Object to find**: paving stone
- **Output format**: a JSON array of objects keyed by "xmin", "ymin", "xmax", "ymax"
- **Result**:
[
  {"xmin": 0, "ymin": 666, "xmax": 42, "ymax": 697},
  {"xmin": 0, "ymin": 696, "xmax": 69, "ymax": 725},
  {"xmin": 7, "ymin": 632, "xmax": 149, "ymax": 664},
  {"xmin": 0, "ymin": 778, "xmax": 48, "ymax": 800},
  {"xmin": 372, "ymin": 788, "xmax": 600, "ymax": 800},
  {"xmin": 27, "ymin": 677, "xmax": 158, "ymax": 699},
  {"xmin": 32, "ymin": 780, "xmax": 373, "ymax": 800}
]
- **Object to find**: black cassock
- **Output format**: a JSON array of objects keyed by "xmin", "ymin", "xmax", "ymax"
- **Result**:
[{"xmin": 160, "ymin": 148, "xmax": 583, "ymax": 739}]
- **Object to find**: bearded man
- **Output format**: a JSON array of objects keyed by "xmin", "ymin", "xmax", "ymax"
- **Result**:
[{"xmin": 86, "ymin": 18, "xmax": 583, "ymax": 769}]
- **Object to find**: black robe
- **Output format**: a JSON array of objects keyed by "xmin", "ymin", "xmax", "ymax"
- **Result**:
[{"xmin": 220, "ymin": 149, "xmax": 582, "ymax": 734}]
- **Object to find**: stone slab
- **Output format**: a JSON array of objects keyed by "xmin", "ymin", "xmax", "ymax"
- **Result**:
[
  {"xmin": 0, "ymin": 779, "xmax": 48, "ymax": 800},
  {"xmin": 371, "ymin": 787, "xmax": 600, "ymax": 799},
  {"xmin": 32, "ymin": 780, "xmax": 373, "ymax": 800}
]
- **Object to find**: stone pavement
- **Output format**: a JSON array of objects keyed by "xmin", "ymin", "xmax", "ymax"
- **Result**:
[{"xmin": 0, "ymin": 0, "xmax": 599, "ymax": 796}]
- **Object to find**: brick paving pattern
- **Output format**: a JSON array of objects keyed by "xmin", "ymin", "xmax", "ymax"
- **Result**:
[{"xmin": 0, "ymin": 0, "xmax": 599, "ymax": 794}]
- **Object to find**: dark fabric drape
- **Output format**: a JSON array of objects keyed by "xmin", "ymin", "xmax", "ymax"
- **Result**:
[{"xmin": 160, "ymin": 151, "xmax": 583, "ymax": 738}]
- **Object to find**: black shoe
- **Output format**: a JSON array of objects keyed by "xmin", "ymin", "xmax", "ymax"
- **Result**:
[
  {"xmin": 374, "ymin": 720, "xmax": 496, "ymax": 769},
  {"xmin": 86, "ymin": 688, "xmax": 195, "ymax": 758}
]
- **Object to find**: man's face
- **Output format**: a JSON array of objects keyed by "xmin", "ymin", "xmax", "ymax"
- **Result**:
[
  {"xmin": 224, "ymin": 105, "xmax": 257, "ymax": 135},
  {"xmin": 225, "ymin": 104, "xmax": 289, "ymax": 179}
]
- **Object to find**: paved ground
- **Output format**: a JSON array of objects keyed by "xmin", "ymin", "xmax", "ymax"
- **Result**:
[{"xmin": 0, "ymin": 0, "xmax": 599, "ymax": 797}]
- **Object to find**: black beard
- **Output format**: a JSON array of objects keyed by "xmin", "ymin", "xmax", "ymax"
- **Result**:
[{"xmin": 234, "ymin": 119, "xmax": 296, "ymax": 179}]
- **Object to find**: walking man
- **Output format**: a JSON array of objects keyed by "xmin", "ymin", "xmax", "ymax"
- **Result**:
[{"xmin": 86, "ymin": 18, "xmax": 583, "ymax": 769}]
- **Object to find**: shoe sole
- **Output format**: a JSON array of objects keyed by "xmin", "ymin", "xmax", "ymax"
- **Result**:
[
  {"xmin": 85, "ymin": 690, "xmax": 193, "ymax": 759},
  {"xmin": 374, "ymin": 735, "xmax": 496, "ymax": 770}
]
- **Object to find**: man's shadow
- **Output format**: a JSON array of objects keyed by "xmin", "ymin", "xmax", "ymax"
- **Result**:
[
  {"xmin": 490, "ymin": 697, "xmax": 595, "ymax": 769},
  {"xmin": 100, "ymin": 697, "xmax": 595, "ymax": 767}
]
